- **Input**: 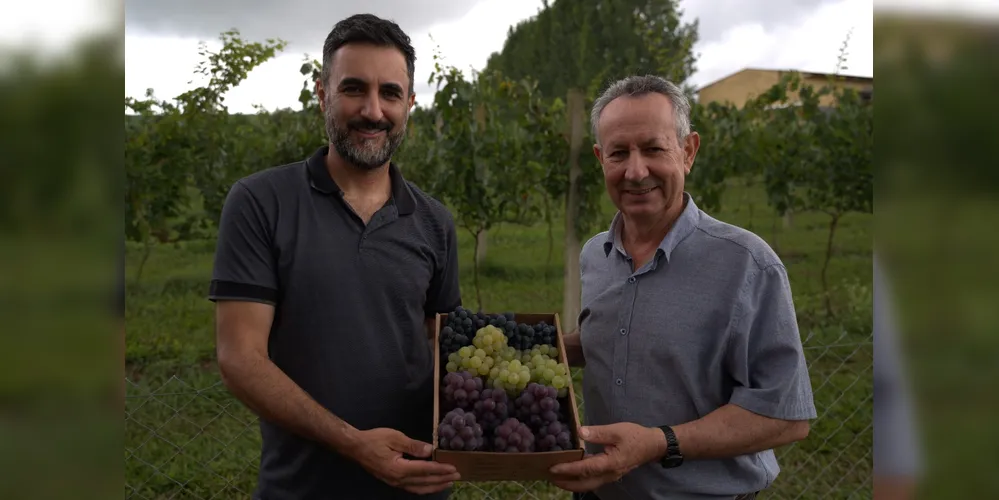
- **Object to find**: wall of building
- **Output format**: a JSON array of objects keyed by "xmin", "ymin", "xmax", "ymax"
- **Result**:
[{"xmin": 697, "ymin": 69, "xmax": 873, "ymax": 108}]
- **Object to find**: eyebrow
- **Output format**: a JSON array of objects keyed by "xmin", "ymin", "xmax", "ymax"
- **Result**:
[
  {"xmin": 608, "ymin": 137, "xmax": 664, "ymax": 150},
  {"xmin": 338, "ymin": 77, "xmax": 404, "ymax": 95}
]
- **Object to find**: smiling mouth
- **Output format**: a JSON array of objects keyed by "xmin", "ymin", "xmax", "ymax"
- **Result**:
[
  {"xmin": 625, "ymin": 186, "xmax": 657, "ymax": 195},
  {"xmin": 353, "ymin": 128, "xmax": 386, "ymax": 137}
]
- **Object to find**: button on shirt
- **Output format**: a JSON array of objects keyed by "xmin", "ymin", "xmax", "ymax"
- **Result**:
[{"xmin": 579, "ymin": 193, "xmax": 817, "ymax": 500}]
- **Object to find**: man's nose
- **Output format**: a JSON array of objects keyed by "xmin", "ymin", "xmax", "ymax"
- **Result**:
[
  {"xmin": 622, "ymin": 154, "xmax": 649, "ymax": 181},
  {"xmin": 360, "ymin": 91, "xmax": 385, "ymax": 123}
]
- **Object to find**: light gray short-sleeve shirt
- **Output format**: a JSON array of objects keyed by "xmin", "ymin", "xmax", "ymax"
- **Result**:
[{"xmin": 579, "ymin": 193, "xmax": 817, "ymax": 500}]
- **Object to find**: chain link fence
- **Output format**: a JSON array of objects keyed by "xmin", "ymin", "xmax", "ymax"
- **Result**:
[{"xmin": 125, "ymin": 332, "xmax": 872, "ymax": 499}]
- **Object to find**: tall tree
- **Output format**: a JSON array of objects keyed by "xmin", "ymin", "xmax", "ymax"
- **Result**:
[{"xmin": 483, "ymin": 0, "xmax": 699, "ymax": 330}]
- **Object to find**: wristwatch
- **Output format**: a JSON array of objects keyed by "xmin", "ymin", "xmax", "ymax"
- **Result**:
[{"xmin": 657, "ymin": 425, "xmax": 683, "ymax": 468}]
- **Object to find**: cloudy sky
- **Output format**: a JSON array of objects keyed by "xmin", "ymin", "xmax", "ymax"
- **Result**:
[
  {"xmin": 120, "ymin": 0, "xmax": 879, "ymax": 112},
  {"xmin": 7, "ymin": 0, "xmax": 995, "ymax": 114}
]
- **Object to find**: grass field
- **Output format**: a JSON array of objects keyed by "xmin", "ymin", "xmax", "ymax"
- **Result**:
[{"xmin": 125, "ymin": 178, "xmax": 874, "ymax": 499}]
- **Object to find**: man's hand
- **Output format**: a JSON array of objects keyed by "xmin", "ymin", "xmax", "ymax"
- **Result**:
[
  {"xmin": 350, "ymin": 427, "xmax": 461, "ymax": 495},
  {"xmin": 548, "ymin": 423, "xmax": 664, "ymax": 492}
]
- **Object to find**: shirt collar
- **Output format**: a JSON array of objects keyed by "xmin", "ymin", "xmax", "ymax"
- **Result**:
[
  {"xmin": 305, "ymin": 145, "xmax": 416, "ymax": 215},
  {"xmin": 603, "ymin": 191, "xmax": 701, "ymax": 263}
]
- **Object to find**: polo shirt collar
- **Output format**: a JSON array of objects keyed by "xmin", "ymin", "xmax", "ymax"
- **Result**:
[
  {"xmin": 603, "ymin": 191, "xmax": 701, "ymax": 263},
  {"xmin": 306, "ymin": 145, "xmax": 416, "ymax": 215}
]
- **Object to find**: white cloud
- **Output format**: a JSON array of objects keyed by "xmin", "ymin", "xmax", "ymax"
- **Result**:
[
  {"xmin": 0, "ymin": 0, "xmax": 119, "ymax": 56},
  {"xmin": 125, "ymin": 34, "xmax": 310, "ymax": 112},
  {"xmin": 410, "ymin": 0, "xmax": 546, "ymax": 106},
  {"xmin": 121, "ymin": 0, "xmax": 881, "ymax": 114},
  {"xmin": 689, "ymin": 0, "xmax": 873, "ymax": 90},
  {"xmin": 124, "ymin": 0, "xmax": 546, "ymax": 113}
]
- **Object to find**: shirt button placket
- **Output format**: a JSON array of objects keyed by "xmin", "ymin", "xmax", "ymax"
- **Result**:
[{"xmin": 612, "ymin": 275, "xmax": 637, "ymax": 398}]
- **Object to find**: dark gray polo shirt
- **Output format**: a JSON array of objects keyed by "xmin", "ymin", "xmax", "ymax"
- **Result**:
[
  {"xmin": 208, "ymin": 145, "xmax": 461, "ymax": 500},
  {"xmin": 578, "ymin": 193, "xmax": 816, "ymax": 500}
]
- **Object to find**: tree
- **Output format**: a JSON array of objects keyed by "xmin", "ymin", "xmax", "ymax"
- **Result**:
[
  {"xmin": 124, "ymin": 30, "xmax": 286, "ymax": 282},
  {"xmin": 482, "ymin": 0, "xmax": 700, "ymax": 330},
  {"xmin": 746, "ymin": 72, "xmax": 872, "ymax": 317},
  {"xmin": 425, "ymin": 56, "xmax": 549, "ymax": 310}
]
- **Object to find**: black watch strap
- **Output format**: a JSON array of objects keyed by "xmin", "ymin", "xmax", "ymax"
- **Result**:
[{"xmin": 657, "ymin": 425, "xmax": 683, "ymax": 468}]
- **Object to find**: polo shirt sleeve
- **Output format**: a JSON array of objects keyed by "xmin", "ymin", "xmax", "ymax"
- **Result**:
[
  {"xmin": 423, "ymin": 215, "xmax": 462, "ymax": 317},
  {"xmin": 208, "ymin": 181, "xmax": 279, "ymax": 305},
  {"xmin": 725, "ymin": 263, "xmax": 817, "ymax": 420}
]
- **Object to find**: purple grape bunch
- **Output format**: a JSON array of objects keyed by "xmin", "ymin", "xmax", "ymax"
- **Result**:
[
  {"xmin": 437, "ymin": 408, "xmax": 486, "ymax": 451},
  {"xmin": 536, "ymin": 420, "xmax": 573, "ymax": 451},
  {"xmin": 471, "ymin": 387, "xmax": 510, "ymax": 432},
  {"xmin": 513, "ymin": 383, "xmax": 561, "ymax": 431},
  {"xmin": 442, "ymin": 371, "xmax": 483, "ymax": 411},
  {"xmin": 493, "ymin": 417, "xmax": 535, "ymax": 452}
]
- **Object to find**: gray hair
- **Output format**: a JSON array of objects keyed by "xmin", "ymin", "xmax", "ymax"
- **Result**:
[{"xmin": 590, "ymin": 75, "xmax": 692, "ymax": 146}]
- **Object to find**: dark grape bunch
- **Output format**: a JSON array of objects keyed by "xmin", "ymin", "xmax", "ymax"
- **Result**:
[
  {"xmin": 513, "ymin": 383, "xmax": 561, "ymax": 431},
  {"xmin": 437, "ymin": 408, "xmax": 486, "ymax": 451},
  {"xmin": 442, "ymin": 371, "xmax": 483, "ymax": 412},
  {"xmin": 529, "ymin": 321, "xmax": 556, "ymax": 348},
  {"xmin": 506, "ymin": 322, "xmax": 535, "ymax": 351},
  {"xmin": 493, "ymin": 417, "xmax": 535, "ymax": 452},
  {"xmin": 471, "ymin": 388, "xmax": 510, "ymax": 432},
  {"xmin": 536, "ymin": 420, "xmax": 573, "ymax": 451},
  {"xmin": 505, "ymin": 320, "xmax": 558, "ymax": 351},
  {"xmin": 440, "ymin": 307, "xmax": 476, "ymax": 357}
]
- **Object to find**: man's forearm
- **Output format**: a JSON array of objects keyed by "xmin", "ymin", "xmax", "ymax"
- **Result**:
[
  {"xmin": 563, "ymin": 330, "xmax": 585, "ymax": 367},
  {"xmin": 656, "ymin": 404, "xmax": 809, "ymax": 461},
  {"xmin": 219, "ymin": 351, "xmax": 361, "ymax": 458}
]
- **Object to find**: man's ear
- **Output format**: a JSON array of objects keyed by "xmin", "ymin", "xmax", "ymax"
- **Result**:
[
  {"xmin": 592, "ymin": 143, "xmax": 603, "ymax": 163},
  {"xmin": 408, "ymin": 91, "xmax": 416, "ymax": 110},
  {"xmin": 316, "ymin": 79, "xmax": 327, "ymax": 112},
  {"xmin": 683, "ymin": 132, "xmax": 701, "ymax": 175}
]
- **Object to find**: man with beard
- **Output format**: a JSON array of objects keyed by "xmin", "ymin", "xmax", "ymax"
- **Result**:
[
  {"xmin": 551, "ymin": 75, "xmax": 816, "ymax": 499},
  {"xmin": 208, "ymin": 14, "xmax": 462, "ymax": 500}
]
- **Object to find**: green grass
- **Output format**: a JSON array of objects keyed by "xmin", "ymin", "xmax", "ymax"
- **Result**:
[{"xmin": 125, "ymin": 179, "xmax": 873, "ymax": 499}]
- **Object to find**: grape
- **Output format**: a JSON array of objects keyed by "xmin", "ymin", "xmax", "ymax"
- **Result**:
[
  {"xmin": 441, "ymin": 371, "xmax": 483, "ymax": 411},
  {"xmin": 493, "ymin": 417, "xmax": 535, "ymax": 452},
  {"xmin": 471, "ymin": 387, "xmax": 510, "ymax": 432},
  {"xmin": 529, "ymin": 321, "xmax": 557, "ymax": 348},
  {"xmin": 440, "ymin": 307, "xmax": 475, "ymax": 358},
  {"xmin": 493, "ymin": 346, "xmax": 519, "ymax": 362},
  {"xmin": 513, "ymin": 383, "xmax": 561, "ymax": 431},
  {"xmin": 490, "ymin": 359, "xmax": 532, "ymax": 396},
  {"xmin": 458, "ymin": 326, "xmax": 504, "ymax": 376},
  {"xmin": 521, "ymin": 351, "xmax": 571, "ymax": 397},
  {"xmin": 502, "ymin": 321, "xmax": 533, "ymax": 351},
  {"xmin": 536, "ymin": 420, "xmax": 574, "ymax": 451},
  {"xmin": 447, "ymin": 345, "xmax": 497, "ymax": 378},
  {"xmin": 438, "ymin": 408, "xmax": 486, "ymax": 451}
]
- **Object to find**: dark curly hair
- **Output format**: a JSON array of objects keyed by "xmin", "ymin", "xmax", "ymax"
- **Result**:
[{"xmin": 321, "ymin": 14, "xmax": 417, "ymax": 95}]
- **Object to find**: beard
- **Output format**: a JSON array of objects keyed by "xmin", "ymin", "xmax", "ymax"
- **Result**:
[{"xmin": 324, "ymin": 101, "xmax": 407, "ymax": 171}]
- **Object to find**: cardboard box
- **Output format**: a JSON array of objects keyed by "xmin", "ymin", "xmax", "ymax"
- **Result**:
[{"xmin": 431, "ymin": 312, "xmax": 585, "ymax": 481}]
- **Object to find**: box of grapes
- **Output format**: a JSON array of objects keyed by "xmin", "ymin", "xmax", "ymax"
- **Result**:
[{"xmin": 431, "ymin": 306, "xmax": 585, "ymax": 481}]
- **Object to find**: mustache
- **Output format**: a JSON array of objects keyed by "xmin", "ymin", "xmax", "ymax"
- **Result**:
[{"xmin": 348, "ymin": 118, "xmax": 392, "ymax": 131}]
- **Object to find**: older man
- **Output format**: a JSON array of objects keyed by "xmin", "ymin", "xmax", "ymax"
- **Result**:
[{"xmin": 553, "ymin": 75, "xmax": 816, "ymax": 500}]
